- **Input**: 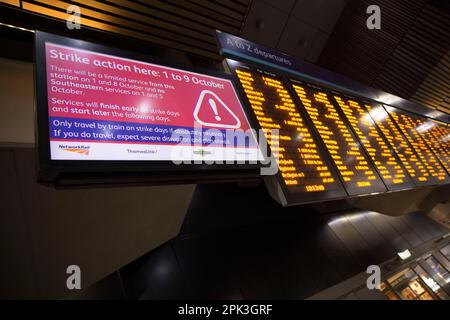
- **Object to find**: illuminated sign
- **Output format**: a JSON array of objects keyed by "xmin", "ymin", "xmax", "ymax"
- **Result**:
[
  {"xmin": 43, "ymin": 41, "xmax": 260, "ymax": 162},
  {"xmin": 291, "ymin": 80, "xmax": 386, "ymax": 196},
  {"xmin": 396, "ymin": 114, "xmax": 450, "ymax": 176},
  {"xmin": 218, "ymin": 31, "xmax": 450, "ymax": 197},
  {"xmin": 332, "ymin": 95, "xmax": 414, "ymax": 190},
  {"xmin": 233, "ymin": 64, "xmax": 346, "ymax": 202},
  {"xmin": 363, "ymin": 103, "xmax": 432, "ymax": 186},
  {"xmin": 385, "ymin": 106, "xmax": 449, "ymax": 184},
  {"xmin": 35, "ymin": 32, "xmax": 264, "ymax": 185}
]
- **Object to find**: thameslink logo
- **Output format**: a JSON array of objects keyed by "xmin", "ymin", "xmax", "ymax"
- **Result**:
[
  {"xmin": 59, "ymin": 144, "xmax": 90, "ymax": 155},
  {"xmin": 193, "ymin": 149, "xmax": 212, "ymax": 156}
]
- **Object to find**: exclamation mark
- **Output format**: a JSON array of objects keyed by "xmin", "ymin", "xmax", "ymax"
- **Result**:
[{"xmin": 209, "ymin": 98, "xmax": 221, "ymax": 121}]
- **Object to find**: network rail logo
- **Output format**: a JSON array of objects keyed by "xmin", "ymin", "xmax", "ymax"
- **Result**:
[{"xmin": 59, "ymin": 144, "xmax": 90, "ymax": 156}]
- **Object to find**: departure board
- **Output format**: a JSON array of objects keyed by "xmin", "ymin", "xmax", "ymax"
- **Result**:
[
  {"xmin": 364, "ymin": 103, "xmax": 432, "ymax": 186},
  {"xmin": 430, "ymin": 121, "xmax": 450, "ymax": 156},
  {"xmin": 414, "ymin": 118, "xmax": 450, "ymax": 174},
  {"xmin": 332, "ymin": 94, "xmax": 414, "ymax": 190},
  {"xmin": 385, "ymin": 106, "xmax": 449, "ymax": 184},
  {"xmin": 290, "ymin": 80, "xmax": 386, "ymax": 196},
  {"xmin": 232, "ymin": 64, "xmax": 347, "ymax": 203},
  {"xmin": 392, "ymin": 112, "xmax": 450, "ymax": 176}
]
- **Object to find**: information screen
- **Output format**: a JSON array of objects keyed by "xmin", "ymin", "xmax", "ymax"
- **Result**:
[
  {"xmin": 43, "ymin": 39, "xmax": 260, "ymax": 162},
  {"xmin": 364, "ymin": 103, "xmax": 433, "ymax": 186},
  {"xmin": 332, "ymin": 94, "xmax": 414, "ymax": 190},
  {"xmin": 428, "ymin": 120, "xmax": 450, "ymax": 160},
  {"xmin": 389, "ymin": 112, "xmax": 450, "ymax": 176},
  {"xmin": 232, "ymin": 63, "xmax": 346, "ymax": 202},
  {"xmin": 385, "ymin": 106, "xmax": 449, "ymax": 184},
  {"xmin": 290, "ymin": 80, "xmax": 386, "ymax": 196},
  {"xmin": 413, "ymin": 118, "xmax": 450, "ymax": 174}
]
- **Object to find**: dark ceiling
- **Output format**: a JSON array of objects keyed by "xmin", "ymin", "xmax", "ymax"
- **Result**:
[
  {"xmin": 0, "ymin": 0, "xmax": 253, "ymax": 60},
  {"xmin": 318, "ymin": 0, "xmax": 449, "ymax": 115}
]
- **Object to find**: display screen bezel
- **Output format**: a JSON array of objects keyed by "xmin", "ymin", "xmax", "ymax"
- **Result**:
[{"xmin": 35, "ymin": 31, "xmax": 264, "ymax": 184}]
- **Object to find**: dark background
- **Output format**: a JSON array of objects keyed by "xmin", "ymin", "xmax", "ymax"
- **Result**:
[{"xmin": 120, "ymin": 182, "xmax": 448, "ymax": 299}]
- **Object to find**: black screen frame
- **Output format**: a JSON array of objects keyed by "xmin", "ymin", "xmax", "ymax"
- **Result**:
[{"xmin": 34, "ymin": 31, "xmax": 265, "ymax": 186}]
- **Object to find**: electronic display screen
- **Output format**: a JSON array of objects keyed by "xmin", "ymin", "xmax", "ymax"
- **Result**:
[
  {"xmin": 41, "ymin": 35, "xmax": 261, "ymax": 163},
  {"xmin": 364, "ymin": 103, "xmax": 433, "ymax": 186},
  {"xmin": 428, "ymin": 120, "xmax": 450, "ymax": 156},
  {"xmin": 231, "ymin": 62, "xmax": 347, "ymax": 203},
  {"xmin": 290, "ymin": 80, "xmax": 386, "ymax": 196},
  {"xmin": 413, "ymin": 118, "xmax": 450, "ymax": 174},
  {"xmin": 332, "ymin": 94, "xmax": 414, "ymax": 190},
  {"xmin": 384, "ymin": 106, "xmax": 449, "ymax": 184}
]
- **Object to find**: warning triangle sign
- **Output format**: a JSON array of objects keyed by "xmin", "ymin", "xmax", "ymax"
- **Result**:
[{"xmin": 193, "ymin": 90, "xmax": 241, "ymax": 129}]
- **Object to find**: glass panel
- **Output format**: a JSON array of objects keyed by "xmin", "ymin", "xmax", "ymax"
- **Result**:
[
  {"xmin": 414, "ymin": 265, "xmax": 449, "ymax": 300},
  {"xmin": 366, "ymin": 104, "xmax": 430, "ymax": 186},
  {"xmin": 233, "ymin": 67, "xmax": 347, "ymax": 203},
  {"xmin": 440, "ymin": 244, "xmax": 450, "ymax": 261},
  {"xmin": 385, "ymin": 105, "xmax": 449, "ymax": 184},
  {"xmin": 387, "ymin": 268, "xmax": 415, "ymax": 287},
  {"xmin": 333, "ymin": 96, "xmax": 413, "ymax": 190},
  {"xmin": 425, "ymin": 256, "xmax": 450, "ymax": 284},
  {"xmin": 291, "ymin": 81, "xmax": 387, "ymax": 195}
]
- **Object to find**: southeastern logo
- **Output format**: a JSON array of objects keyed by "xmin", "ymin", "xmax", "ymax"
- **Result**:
[{"xmin": 59, "ymin": 144, "xmax": 90, "ymax": 155}]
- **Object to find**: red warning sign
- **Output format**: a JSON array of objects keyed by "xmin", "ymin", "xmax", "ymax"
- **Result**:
[{"xmin": 193, "ymin": 90, "xmax": 241, "ymax": 129}]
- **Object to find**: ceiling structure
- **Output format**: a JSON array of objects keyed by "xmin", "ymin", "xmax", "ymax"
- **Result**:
[
  {"xmin": 0, "ymin": 0, "xmax": 252, "ymax": 60},
  {"xmin": 241, "ymin": 0, "xmax": 348, "ymax": 64},
  {"xmin": 0, "ymin": 0, "xmax": 448, "ymax": 114},
  {"xmin": 318, "ymin": 0, "xmax": 449, "ymax": 115}
]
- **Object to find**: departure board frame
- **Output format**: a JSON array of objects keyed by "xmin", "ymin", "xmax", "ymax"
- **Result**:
[
  {"xmin": 227, "ymin": 59, "xmax": 348, "ymax": 205},
  {"xmin": 288, "ymin": 78, "xmax": 388, "ymax": 197},
  {"xmin": 411, "ymin": 117, "xmax": 450, "ymax": 175},
  {"xmin": 422, "ymin": 119, "xmax": 450, "ymax": 175},
  {"xmin": 285, "ymin": 73, "xmax": 448, "ymax": 190},
  {"xmin": 328, "ymin": 91, "xmax": 416, "ymax": 191},
  {"xmin": 358, "ymin": 99, "xmax": 428, "ymax": 187},
  {"xmin": 385, "ymin": 113, "xmax": 450, "ymax": 176},
  {"xmin": 217, "ymin": 31, "xmax": 449, "ymax": 207},
  {"xmin": 384, "ymin": 105, "xmax": 450, "ymax": 185}
]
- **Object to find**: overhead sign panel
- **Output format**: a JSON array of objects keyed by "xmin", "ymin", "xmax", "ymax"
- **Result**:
[
  {"xmin": 331, "ymin": 94, "xmax": 414, "ymax": 190},
  {"xmin": 230, "ymin": 62, "xmax": 346, "ymax": 204},
  {"xmin": 384, "ymin": 105, "xmax": 449, "ymax": 184},
  {"xmin": 290, "ymin": 80, "xmax": 387, "ymax": 196},
  {"xmin": 363, "ymin": 103, "xmax": 436, "ymax": 186},
  {"xmin": 406, "ymin": 118, "xmax": 450, "ymax": 175}
]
